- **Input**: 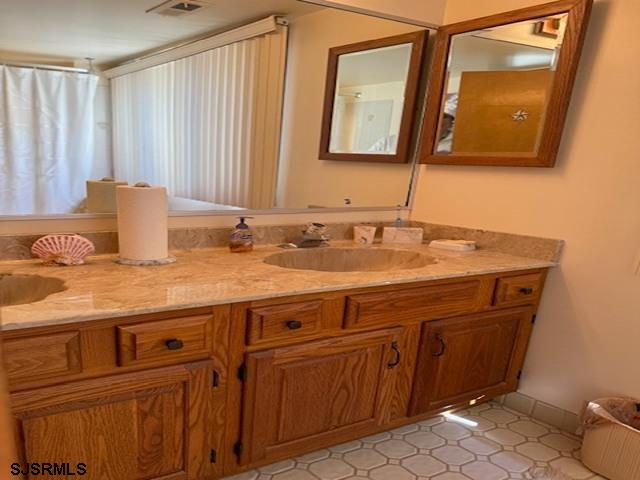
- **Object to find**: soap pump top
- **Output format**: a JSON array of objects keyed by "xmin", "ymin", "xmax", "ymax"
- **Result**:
[{"xmin": 229, "ymin": 217, "xmax": 254, "ymax": 253}]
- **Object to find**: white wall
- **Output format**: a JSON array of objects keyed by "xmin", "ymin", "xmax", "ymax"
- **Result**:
[{"xmin": 412, "ymin": 0, "xmax": 640, "ymax": 413}]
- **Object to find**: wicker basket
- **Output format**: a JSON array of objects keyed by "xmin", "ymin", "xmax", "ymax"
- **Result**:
[{"xmin": 581, "ymin": 398, "xmax": 640, "ymax": 480}]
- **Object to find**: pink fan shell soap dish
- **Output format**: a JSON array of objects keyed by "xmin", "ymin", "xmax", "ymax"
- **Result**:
[{"xmin": 31, "ymin": 234, "xmax": 96, "ymax": 266}]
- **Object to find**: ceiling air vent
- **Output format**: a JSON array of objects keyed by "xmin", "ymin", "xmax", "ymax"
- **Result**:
[{"xmin": 147, "ymin": 0, "xmax": 213, "ymax": 17}]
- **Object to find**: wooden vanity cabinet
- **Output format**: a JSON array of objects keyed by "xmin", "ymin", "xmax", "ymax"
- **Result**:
[
  {"xmin": 238, "ymin": 328, "xmax": 402, "ymax": 465},
  {"xmin": 11, "ymin": 361, "xmax": 215, "ymax": 480},
  {"xmin": 409, "ymin": 307, "xmax": 534, "ymax": 415},
  {"xmin": 4, "ymin": 268, "xmax": 547, "ymax": 479},
  {"xmin": 4, "ymin": 306, "xmax": 230, "ymax": 480},
  {"xmin": 229, "ymin": 270, "xmax": 544, "ymax": 472}
]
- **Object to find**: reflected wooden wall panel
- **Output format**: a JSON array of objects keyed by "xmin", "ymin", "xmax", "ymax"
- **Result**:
[{"xmin": 452, "ymin": 70, "xmax": 554, "ymax": 155}]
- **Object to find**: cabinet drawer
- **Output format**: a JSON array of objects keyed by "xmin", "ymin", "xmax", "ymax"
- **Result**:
[
  {"xmin": 345, "ymin": 280, "xmax": 485, "ymax": 329},
  {"xmin": 247, "ymin": 300, "xmax": 327, "ymax": 346},
  {"xmin": 493, "ymin": 272, "xmax": 544, "ymax": 307},
  {"xmin": 3, "ymin": 332, "xmax": 82, "ymax": 385},
  {"xmin": 117, "ymin": 315, "xmax": 212, "ymax": 367}
]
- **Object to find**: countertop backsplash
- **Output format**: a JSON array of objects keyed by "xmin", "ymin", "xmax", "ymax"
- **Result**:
[{"xmin": 0, "ymin": 221, "xmax": 563, "ymax": 263}]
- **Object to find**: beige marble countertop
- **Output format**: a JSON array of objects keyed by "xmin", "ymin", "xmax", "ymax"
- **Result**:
[{"xmin": 0, "ymin": 243, "xmax": 555, "ymax": 331}]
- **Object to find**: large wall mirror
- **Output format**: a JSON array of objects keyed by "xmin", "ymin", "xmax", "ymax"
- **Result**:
[
  {"xmin": 420, "ymin": 0, "xmax": 592, "ymax": 167},
  {"xmin": 0, "ymin": 0, "xmax": 429, "ymax": 217}
]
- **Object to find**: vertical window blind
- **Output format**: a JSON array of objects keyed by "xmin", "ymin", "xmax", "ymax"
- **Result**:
[{"xmin": 110, "ymin": 19, "xmax": 287, "ymax": 209}]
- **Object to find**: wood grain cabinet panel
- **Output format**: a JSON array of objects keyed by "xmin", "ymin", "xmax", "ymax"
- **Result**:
[
  {"xmin": 344, "ymin": 280, "xmax": 486, "ymax": 329},
  {"xmin": 117, "ymin": 315, "xmax": 213, "ymax": 367},
  {"xmin": 246, "ymin": 298, "xmax": 343, "ymax": 347},
  {"xmin": 239, "ymin": 329, "xmax": 402, "ymax": 465},
  {"xmin": 11, "ymin": 361, "xmax": 214, "ymax": 480},
  {"xmin": 410, "ymin": 307, "xmax": 534, "ymax": 415},
  {"xmin": 3, "ymin": 332, "xmax": 82, "ymax": 385},
  {"xmin": 247, "ymin": 300, "xmax": 322, "ymax": 345},
  {"xmin": 493, "ymin": 272, "xmax": 545, "ymax": 307}
]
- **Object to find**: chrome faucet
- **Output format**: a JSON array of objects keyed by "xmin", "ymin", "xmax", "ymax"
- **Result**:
[{"xmin": 292, "ymin": 222, "xmax": 331, "ymax": 248}]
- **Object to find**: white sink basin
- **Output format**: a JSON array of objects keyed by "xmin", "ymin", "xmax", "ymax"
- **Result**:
[
  {"xmin": 0, "ymin": 273, "xmax": 66, "ymax": 307},
  {"xmin": 264, "ymin": 247, "xmax": 436, "ymax": 272}
]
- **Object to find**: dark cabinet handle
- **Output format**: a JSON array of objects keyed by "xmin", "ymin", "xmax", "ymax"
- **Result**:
[
  {"xmin": 165, "ymin": 338, "xmax": 184, "ymax": 351},
  {"xmin": 519, "ymin": 287, "xmax": 534, "ymax": 295},
  {"xmin": 432, "ymin": 334, "xmax": 447, "ymax": 357},
  {"xmin": 286, "ymin": 320, "xmax": 303, "ymax": 330},
  {"xmin": 387, "ymin": 341, "xmax": 401, "ymax": 369}
]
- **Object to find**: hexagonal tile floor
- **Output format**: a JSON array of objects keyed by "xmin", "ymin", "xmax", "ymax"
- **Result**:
[{"xmin": 223, "ymin": 402, "xmax": 605, "ymax": 480}]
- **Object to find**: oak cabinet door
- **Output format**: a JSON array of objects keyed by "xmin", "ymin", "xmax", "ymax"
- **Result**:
[
  {"xmin": 240, "ymin": 328, "xmax": 402, "ymax": 465},
  {"xmin": 11, "ymin": 361, "xmax": 214, "ymax": 480},
  {"xmin": 410, "ymin": 307, "xmax": 533, "ymax": 415}
]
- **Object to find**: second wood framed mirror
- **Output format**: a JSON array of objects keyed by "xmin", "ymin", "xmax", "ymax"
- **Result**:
[
  {"xmin": 319, "ymin": 31, "xmax": 427, "ymax": 163},
  {"xmin": 419, "ymin": 0, "xmax": 592, "ymax": 167}
]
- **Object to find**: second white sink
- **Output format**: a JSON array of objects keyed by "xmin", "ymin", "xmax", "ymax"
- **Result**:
[{"xmin": 0, "ymin": 273, "xmax": 67, "ymax": 307}]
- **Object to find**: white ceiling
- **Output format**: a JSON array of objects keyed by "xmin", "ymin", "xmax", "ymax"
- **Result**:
[
  {"xmin": 337, "ymin": 43, "xmax": 413, "ymax": 87},
  {"xmin": 0, "ymin": 0, "xmax": 320, "ymax": 66}
]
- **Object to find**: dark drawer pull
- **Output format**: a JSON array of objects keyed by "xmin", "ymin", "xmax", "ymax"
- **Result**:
[
  {"xmin": 519, "ymin": 287, "xmax": 534, "ymax": 295},
  {"xmin": 432, "ymin": 334, "xmax": 447, "ymax": 357},
  {"xmin": 165, "ymin": 338, "xmax": 184, "ymax": 351},
  {"xmin": 286, "ymin": 320, "xmax": 303, "ymax": 330},
  {"xmin": 387, "ymin": 341, "xmax": 401, "ymax": 369}
]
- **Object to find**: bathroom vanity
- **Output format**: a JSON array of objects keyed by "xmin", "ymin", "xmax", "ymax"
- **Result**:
[
  {"xmin": 0, "ymin": 0, "xmax": 594, "ymax": 475},
  {"xmin": 1, "ymin": 244, "xmax": 552, "ymax": 479}
]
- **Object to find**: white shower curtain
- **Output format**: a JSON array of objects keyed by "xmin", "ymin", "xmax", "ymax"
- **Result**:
[{"xmin": 0, "ymin": 66, "xmax": 98, "ymax": 215}]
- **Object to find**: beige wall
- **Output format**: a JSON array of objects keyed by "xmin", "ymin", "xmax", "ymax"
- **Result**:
[
  {"xmin": 0, "ymin": 50, "xmax": 76, "ymax": 67},
  {"xmin": 412, "ymin": 0, "xmax": 640, "ymax": 413},
  {"xmin": 336, "ymin": 82, "xmax": 406, "ymax": 152},
  {"xmin": 276, "ymin": 9, "xmax": 424, "ymax": 209},
  {"xmin": 304, "ymin": 0, "xmax": 446, "ymax": 27},
  {"xmin": 0, "ymin": 209, "xmax": 409, "ymax": 235}
]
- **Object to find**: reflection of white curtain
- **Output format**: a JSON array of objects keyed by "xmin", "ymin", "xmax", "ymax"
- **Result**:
[
  {"xmin": 111, "ymin": 25, "xmax": 287, "ymax": 210},
  {"xmin": 0, "ymin": 66, "xmax": 98, "ymax": 215}
]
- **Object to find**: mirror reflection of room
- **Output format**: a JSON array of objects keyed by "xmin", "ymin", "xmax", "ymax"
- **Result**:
[
  {"xmin": 329, "ymin": 43, "xmax": 413, "ymax": 155},
  {"xmin": 0, "ymin": 0, "xmax": 425, "ymax": 216},
  {"xmin": 436, "ymin": 14, "xmax": 568, "ymax": 156}
]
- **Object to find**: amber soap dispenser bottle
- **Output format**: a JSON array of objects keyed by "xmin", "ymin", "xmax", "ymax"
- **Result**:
[{"xmin": 229, "ymin": 217, "xmax": 254, "ymax": 253}]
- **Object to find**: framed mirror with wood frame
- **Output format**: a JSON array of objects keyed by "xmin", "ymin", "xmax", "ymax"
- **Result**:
[
  {"xmin": 419, "ymin": 0, "xmax": 592, "ymax": 167},
  {"xmin": 319, "ymin": 31, "xmax": 427, "ymax": 164}
]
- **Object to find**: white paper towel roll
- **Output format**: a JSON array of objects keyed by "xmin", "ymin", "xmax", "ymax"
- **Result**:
[
  {"xmin": 86, "ymin": 178, "xmax": 128, "ymax": 213},
  {"xmin": 116, "ymin": 184, "xmax": 169, "ymax": 261}
]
